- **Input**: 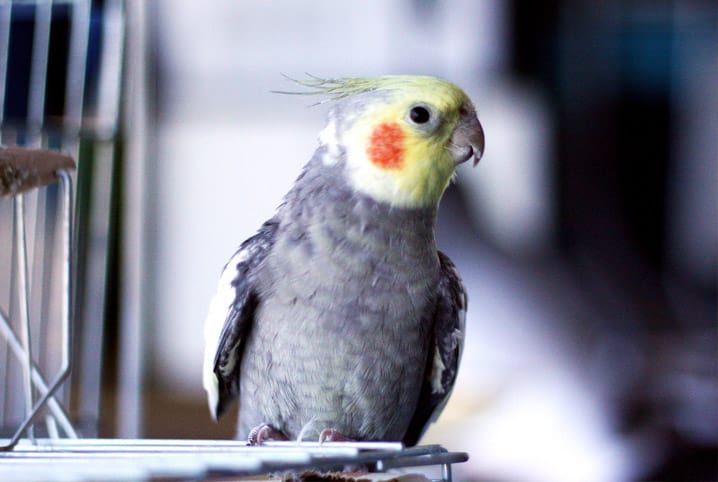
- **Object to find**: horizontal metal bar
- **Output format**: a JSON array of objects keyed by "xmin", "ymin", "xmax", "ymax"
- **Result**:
[
  {"xmin": 0, "ymin": 458, "xmax": 211, "ymax": 481},
  {"xmin": 0, "ymin": 466, "xmax": 149, "ymax": 482},
  {"xmin": 376, "ymin": 451, "xmax": 469, "ymax": 470},
  {"xmin": 8, "ymin": 439, "xmax": 362, "ymax": 459},
  {"xmin": 15, "ymin": 437, "xmax": 252, "ymax": 447},
  {"xmin": 13, "ymin": 437, "xmax": 402, "ymax": 452},
  {"xmin": 1, "ymin": 450, "xmax": 293, "ymax": 464},
  {"xmin": 0, "ymin": 438, "xmax": 467, "ymax": 482},
  {"xmin": 390, "ymin": 444, "xmax": 446, "ymax": 456},
  {"xmin": 264, "ymin": 440, "xmax": 404, "ymax": 451}
]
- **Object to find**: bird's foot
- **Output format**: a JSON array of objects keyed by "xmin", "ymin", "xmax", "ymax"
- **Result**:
[
  {"xmin": 318, "ymin": 428, "xmax": 354, "ymax": 443},
  {"xmin": 247, "ymin": 423, "xmax": 288, "ymax": 446},
  {"xmin": 316, "ymin": 430, "xmax": 368, "ymax": 473},
  {"xmin": 318, "ymin": 429, "xmax": 369, "ymax": 474}
]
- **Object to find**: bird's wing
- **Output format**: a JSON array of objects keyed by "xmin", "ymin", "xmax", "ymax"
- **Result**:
[
  {"xmin": 403, "ymin": 250, "xmax": 467, "ymax": 446},
  {"xmin": 202, "ymin": 219, "xmax": 279, "ymax": 420}
]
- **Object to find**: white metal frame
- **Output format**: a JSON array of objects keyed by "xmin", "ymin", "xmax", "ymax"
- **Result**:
[{"xmin": 0, "ymin": 159, "xmax": 75, "ymax": 451}]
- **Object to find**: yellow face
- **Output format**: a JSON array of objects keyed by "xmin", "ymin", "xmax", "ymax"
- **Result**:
[{"xmin": 318, "ymin": 76, "xmax": 482, "ymax": 208}]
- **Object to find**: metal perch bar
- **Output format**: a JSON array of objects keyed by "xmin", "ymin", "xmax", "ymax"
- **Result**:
[{"xmin": 0, "ymin": 439, "xmax": 468, "ymax": 481}]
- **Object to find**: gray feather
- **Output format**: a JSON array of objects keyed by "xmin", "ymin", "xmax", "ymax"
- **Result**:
[
  {"xmin": 208, "ymin": 141, "xmax": 466, "ymax": 444},
  {"xmin": 402, "ymin": 251, "xmax": 467, "ymax": 446}
]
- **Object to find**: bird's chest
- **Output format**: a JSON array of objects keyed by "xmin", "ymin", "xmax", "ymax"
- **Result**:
[
  {"xmin": 264, "ymin": 215, "xmax": 439, "ymax": 339},
  {"xmin": 247, "ymin": 284, "xmax": 433, "ymax": 440},
  {"xmin": 241, "ymin": 216, "xmax": 439, "ymax": 439},
  {"xmin": 261, "ymin": 223, "xmax": 438, "ymax": 357}
]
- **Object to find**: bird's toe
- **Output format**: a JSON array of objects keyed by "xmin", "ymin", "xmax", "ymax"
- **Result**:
[
  {"xmin": 318, "ymin": 428, "xmax": 355, "ymax": 443},
  {"xmin": 247, "ymin": 423, "xmax": 288, "ymax": 446}
]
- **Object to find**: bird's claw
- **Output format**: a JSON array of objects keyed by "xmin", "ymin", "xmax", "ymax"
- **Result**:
[
  {"xmin": 318, "ymin": 428, "xmax": 354, "ymax": 443},
  {"xmin": 247, "ymin": 423, "xmax": 288, "ymax": 446}
]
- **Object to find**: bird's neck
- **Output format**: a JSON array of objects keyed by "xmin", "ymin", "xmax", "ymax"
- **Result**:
[{"xmin": 284, "ymin": 157, "xmax": 440, "ymax": 260}]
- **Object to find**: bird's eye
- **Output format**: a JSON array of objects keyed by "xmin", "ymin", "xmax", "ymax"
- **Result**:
[{"xmin": 409, "ymin": 106, "xmax": 431, "ymax": 124}]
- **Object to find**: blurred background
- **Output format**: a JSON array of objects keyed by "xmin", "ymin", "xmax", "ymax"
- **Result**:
[{"xmin": 0, "ymin": 1, "xmax": 716, "ymax": 480}]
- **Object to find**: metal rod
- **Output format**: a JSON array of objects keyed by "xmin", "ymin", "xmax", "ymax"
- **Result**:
[
  {"xmin": 44, "ymin": 413, "xmax": 59, "ymax": 439},
  {"xmin": 20, "ymin": 0, "xmax": 52, "ymax": 442},
  {"xmin": 62, "ymin": 0, "xmax": 91, "ymax": 173},
  {"xmin": 0, "ymin": 1, "xmax": 11, "ymax": 129},
  {"xmin": 0, "ymin": 308, "xmax": 77, "ymax": 438},
  {"xmin": 263, "ymin": 440, "xmax": 404, "ymax": 451},
  {"xmin": 76, "ymin": 141, "xmax": 112, "ymax": 432},
  {"xmin": 26, "ymin": 0, "xmax": 53, "ymax": 145},
  {"xmin": 32, "ymin": 187, "xmax": 50, "ymax": 396},
  {"xmin": 116, "ymin": 0, "xmax": 144, "ymax": 439},
  {"xmin": 442, "ymin": 461, "xmax": 452, "ymax": 481},
  {"xmin": 0, "ymin": 309, "xmax": 66, "ymax": 450},
  {"xmin": 63, "ymin": 0, "xmax": 90, "ymax": 142},
  {"xmin": 58, "ymin": 168, "xmax": 74, "ymax": 429},
  {"xmin": 13, "ymin": 194, "xmax": 35, "ymax": 442},
  {"xmin": 94, "ymin": 0, "xmax": 124, "ymax": 140},
  {"xmin": 36, "ymin": 187, "xmax": 55, "ymax": 437}
]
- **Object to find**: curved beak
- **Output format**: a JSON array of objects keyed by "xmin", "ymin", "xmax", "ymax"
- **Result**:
[{"xmin": 448, "ymin": 107, "xmax": 484, "ymax": 167}]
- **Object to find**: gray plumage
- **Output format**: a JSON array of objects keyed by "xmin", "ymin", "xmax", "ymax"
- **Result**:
[
  {"xmin": 209, "ymin": 151, "xmax": 465, "ymax": 445},
  {"xmin": 203, "ymin": 75, "xmax": 480, "ymax": 446}
]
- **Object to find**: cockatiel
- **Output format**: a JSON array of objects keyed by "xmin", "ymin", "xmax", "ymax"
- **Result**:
[{"xmin": 203, "ymin": 75, "xmax": 484, "ymax": 447}]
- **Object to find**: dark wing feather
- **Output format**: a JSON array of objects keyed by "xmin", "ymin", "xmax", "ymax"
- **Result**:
[
  {"xmin": 206, "ymin": 219, "xmax": 278, "ymax": 419},
  {"xmin": 403, "ymin": 250, "xmax": 467, "ymax": 446}
]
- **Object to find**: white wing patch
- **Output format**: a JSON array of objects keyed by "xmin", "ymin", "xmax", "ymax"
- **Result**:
[
  {"xmin": 202, "ymin": 249, "xmax": 247, "ymax": 418},
  {"xmin": 430, "ymin": 346, "xmax": 447, "ymax": 395},
  {"xmin": 456, "ymin": 300, "xmax": 467, "ymax": 364},
  {"xmin": 430, "ymin": 302, "xmax": 466, "ymax": 397}
]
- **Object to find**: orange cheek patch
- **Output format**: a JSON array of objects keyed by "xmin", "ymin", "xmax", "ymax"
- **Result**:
[{"xmin": 367, "ymin": 122, "xmax": 405, "ymax": 170}]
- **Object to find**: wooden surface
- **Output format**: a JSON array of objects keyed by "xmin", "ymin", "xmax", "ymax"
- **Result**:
[{"xmin": 0, "ymin": 146, "xmax": 75, "ymax": 197}]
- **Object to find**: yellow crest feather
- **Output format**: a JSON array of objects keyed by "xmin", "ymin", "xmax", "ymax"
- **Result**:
[{"xmin": 275, "ymin": 74, "xmax": 467, "ymax": 107}]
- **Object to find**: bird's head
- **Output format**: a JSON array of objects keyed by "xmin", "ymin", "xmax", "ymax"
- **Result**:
[{"xmin": 294, "ymin": 75, "xmax": 484, "ymax": 208}]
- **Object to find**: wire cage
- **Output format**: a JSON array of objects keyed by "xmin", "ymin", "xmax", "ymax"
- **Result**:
[
  {"xmin": 0, "ymin": 0, "xmax": 123, "ymax": 441},
  {"xmin": 0, "ymin": 1, "xmax": 469, "ymax": 480}
]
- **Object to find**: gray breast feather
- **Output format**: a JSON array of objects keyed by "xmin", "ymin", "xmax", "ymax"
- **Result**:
[{"xmin": 203, "ymin": 154, "xmax": 466, "ymax": 445}]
